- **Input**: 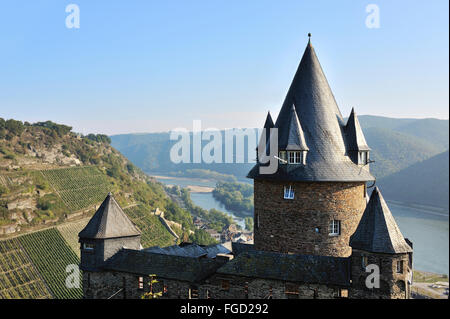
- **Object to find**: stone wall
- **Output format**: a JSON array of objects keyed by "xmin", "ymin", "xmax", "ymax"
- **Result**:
[
  {"xmin": 83, "ymin": 271, "xmax": 346, "ymax": 299},
  {"xmin": 349, "ymin": 249, "xmax": 411, "ymax": 299},
  {"xmin": 253, "ymin": 180, "xmax": 366, "ymax": 257},
  {"xmin": 83, "ymin": 271, "xmax": 195, "ymax": 299},
  {"xmin": 80, "ymin": 236, "xmax": 141, "ymax": 271}
]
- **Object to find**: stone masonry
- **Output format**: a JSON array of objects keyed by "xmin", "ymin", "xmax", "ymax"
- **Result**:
[{"xmin": 254, "ymin": 180, "xmax": 367, "ymax": 257}]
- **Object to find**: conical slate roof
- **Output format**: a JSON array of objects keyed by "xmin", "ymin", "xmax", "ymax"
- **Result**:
[
  {"xmin": 345, "ymin": 108, "xmax": 370, "ymax": 151},
  {"xmin": 280, "ymin": 104, "xmax": 309, "ymax": 151},
  {"xmin": 248, "ymin": 37, "xmax": 374, "ymax": 182},
  {"xmin": 350, "ymin": 187, "xmax": 412, "ymax": 254},
  {"xmin": 79, "ymin": 193, "xmax": 141, "ymax": 239},
  {"xmin": 263, "ymin": 112, "xmax": 274, "ymax": 129}
]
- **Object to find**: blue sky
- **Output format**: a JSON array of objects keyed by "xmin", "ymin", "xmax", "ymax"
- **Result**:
[{"xmin": 0, "ymin": 0, "xmax": 448, "ymax": 134}]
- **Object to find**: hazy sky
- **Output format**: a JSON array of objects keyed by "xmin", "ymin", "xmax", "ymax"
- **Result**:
[{"xmin": 0, "ymin": 1, "xmax": 448, "ymax": 135}]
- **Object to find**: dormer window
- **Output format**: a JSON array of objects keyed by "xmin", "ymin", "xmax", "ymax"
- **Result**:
[
  {"xmin": 83, "ymin": 243, "xmax": 94, "ymax": 251},
  {"xmin": 284, "ymin": 186, "xmax": 294, "ymax": 199},
  {"xmin": 279, "ymin": 151, "xmax": 307, "ymax": 164},
  {"xmin": 358, "ymin": 151, "xmax": 369, "ymax": 165}
]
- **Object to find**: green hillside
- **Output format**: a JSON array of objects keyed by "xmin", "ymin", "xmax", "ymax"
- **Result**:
[
  {"xmin": 17, "ymin": 228, "xmax": 82, "ymax": 299},
  {"xmin": 0, "ymin": 237, "xmax": 52, "ymax": 299},
  {"xmin": 377, "ymin": 151, "xmax": 449, "ymax": 210},
  {"xmin": 0, "ymin": 117, "xmax": 217, "ymax": 299}
]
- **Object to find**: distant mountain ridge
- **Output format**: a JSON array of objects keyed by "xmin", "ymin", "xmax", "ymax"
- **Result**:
[
  {"xmin": 377, "ymin": 151, "xmax": 449, "ymax": 210},
  {"xmin": 111, "ymin": 115, "xmax": 449, "ymax": 210}
]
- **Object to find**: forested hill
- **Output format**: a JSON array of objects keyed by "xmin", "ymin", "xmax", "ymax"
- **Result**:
[{"xmin": 377, "ymin": 151, "xmax": 449, "ymax": 210}]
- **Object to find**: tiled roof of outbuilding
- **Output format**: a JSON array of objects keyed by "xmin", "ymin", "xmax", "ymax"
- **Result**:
[
  {"xmin": 78, "ymin": 193, "xmax": 141, "ymax": 239},
  {"xmin": 104, "ymin": 248, "xmax": 227, "ymax": 282},
  {"xmin": 217, "ymin": 249, "xmax": 350, "ymax": 286}
]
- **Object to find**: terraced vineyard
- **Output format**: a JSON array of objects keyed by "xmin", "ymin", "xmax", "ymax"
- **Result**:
[
  {"xmin": 57, "ymin": 219, "xmax": 89, "ymax": 258},
  {"xmin": 125, "ymin": 205, "xmax": 176, "ymax": 248},
  {"xmin": 41, "ymin": 166, "xmax": 111, "ymax": 211},
  {"xmin": 0, "ymin": 238, "xmax": 52, "ymax": 299},
  {"xmin": 17, "ymin": 228, "xmax": 82, "ymax": 299}
]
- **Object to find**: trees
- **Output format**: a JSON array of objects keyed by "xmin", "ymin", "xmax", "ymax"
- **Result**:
[
  {"xmin": 212, "ymin": 182, "xmax": 254, "ymax": 216},
  {"xmin": 141, "ymin": 275, "xmax": 163, "ymax": 299}
]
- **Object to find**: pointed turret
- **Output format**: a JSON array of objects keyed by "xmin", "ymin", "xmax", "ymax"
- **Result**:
[
  {"xmin": 350, "ymin": 187, "xmax": 412, "ymax": 254},
  {"xmin": 79, "ymin": 193, "xmax": 141, "ymax": 271},
  {"xmin": 263, "ymin": 111, "xmax": 274, "ymax": 129},
  {"xmin": 280, "ymin": 104, "xmax": 309, "ymax": 151},
  {"xmin": 345, "ymin": 108, "xmax": 370, "ymax": 165},
  {"xmin": 345, "ymin": 108, "xmax": 370, "ymax": 151},
  {"xmin": 248, "ymin": 35, "xmax": 374, "ymax": 181},
  {"xmin": 257, "ymin": 112, "xmax": 275, "ymax": 159},
  {"xmin": 79, "ymin": 192, "xmax": 141, "ymax": 239}
]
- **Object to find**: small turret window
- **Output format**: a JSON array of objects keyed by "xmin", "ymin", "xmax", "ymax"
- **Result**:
[
  {"xmin": 83, "ymin": 243, "xmax": 94, "ymax": 251},
  {"xmin": 284, "ymin": 186, "xmax": 294, "ymax": 199},
  {"xmin": 328, "ymin": 220, "xmax": 340, "ymax": 236},
  {"xmin": 288, "ymin": 151, "xmax": 302, "ymax": 164},
  {"xmin": 359, "ymin": 151, "xmax": 369, "ymax": 165},
  {"xmin": 362, "ymin": 256, "xmax": 368, "ymax": 270},
  {"xmin": 396, "ymin": 260, "xmax": 403, "ymax": 274}
]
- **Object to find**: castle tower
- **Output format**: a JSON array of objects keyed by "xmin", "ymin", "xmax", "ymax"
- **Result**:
[
  {"xmin": 78, "ymin": 192, "xmax": 141, "ymax": 272},
  {"xmin": 349, "ymin": 187, "xmax": 413, "ymax": 299},
  {"xmin": 248, "ymin": 36, "xmax": 375, "ymax": 257}
]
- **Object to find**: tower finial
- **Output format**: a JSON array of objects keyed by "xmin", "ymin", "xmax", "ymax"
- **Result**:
[{"xmin": 307, "ymin": 33, "xmax": 312, "ymax": 45}]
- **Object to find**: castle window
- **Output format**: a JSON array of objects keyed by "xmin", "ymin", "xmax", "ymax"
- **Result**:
[
  {"xmin": 314, "ymin": 227, "xmax": 320, "ymax": 233},
  {"xmin": 283, "ymin": 186, "xmax": 294, "ymax": 199},
  {"xmin": 285, "ymin": 283, "xmax": 299, "ymax": 297},
  {"xmin": 362, "ymin": 256, "xmax": 368, "ymax": 270},
  {"xmin": 338, "ymin": 289, "xmax": 348, "ymax": 298},
  {"xmin": 221, "ymin": 280, "xmax": 230, "ymax": 291},
  {"xmin": 287, "ymin": 151, "xmax": 302, "ymax": 164},
  {"xmin": 138, "ymin": 276, "xmax": 144, "ymax": 290},
  {"xmin": 83, "ymin": 243, "xmax": 94, "ymax": 251},
  {"xmin": 396, "ymin": 260, "xmax": 403, "ymax": 274},
  {"xmin": 189, "ymin": 286, "xmax": 199, "ymax": 299},
  {"xmin": 328, "ymin": 220, "xmax": 340, "ymax": 236},
  {"xmin": 359, "ymin": 151, "xmax": 369, "ymax": 165}
]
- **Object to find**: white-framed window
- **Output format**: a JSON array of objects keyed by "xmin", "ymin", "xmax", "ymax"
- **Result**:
[
  {"xmin": 284, "ymin": 186, "xmax": 294, "ymax": 199},
  {"xmin": 287, "ymin": 151, "xmax": 302, "ymax": 164},
  {"xmin": 138, "ymin": 276, "xmax": 144, "ymax": 289},
  {"xmin": 328, "ymin": 220, "xmax": 340, "ymax": 236},
  {"xmin": 396, "ymin": 260, "xmax": 403, "ymax": 274},
  {"xmin": 359, "ymin": 151, "xmax": 369, "ymax": 165},
  {"xmin": 83, "ymin": 243, "xmax": 94, "ymax": 251}
]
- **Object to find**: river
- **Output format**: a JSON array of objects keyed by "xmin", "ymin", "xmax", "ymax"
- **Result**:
[{"xmin": 154, "ymin": 175, "xmax": 449, "ymax": 275}]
